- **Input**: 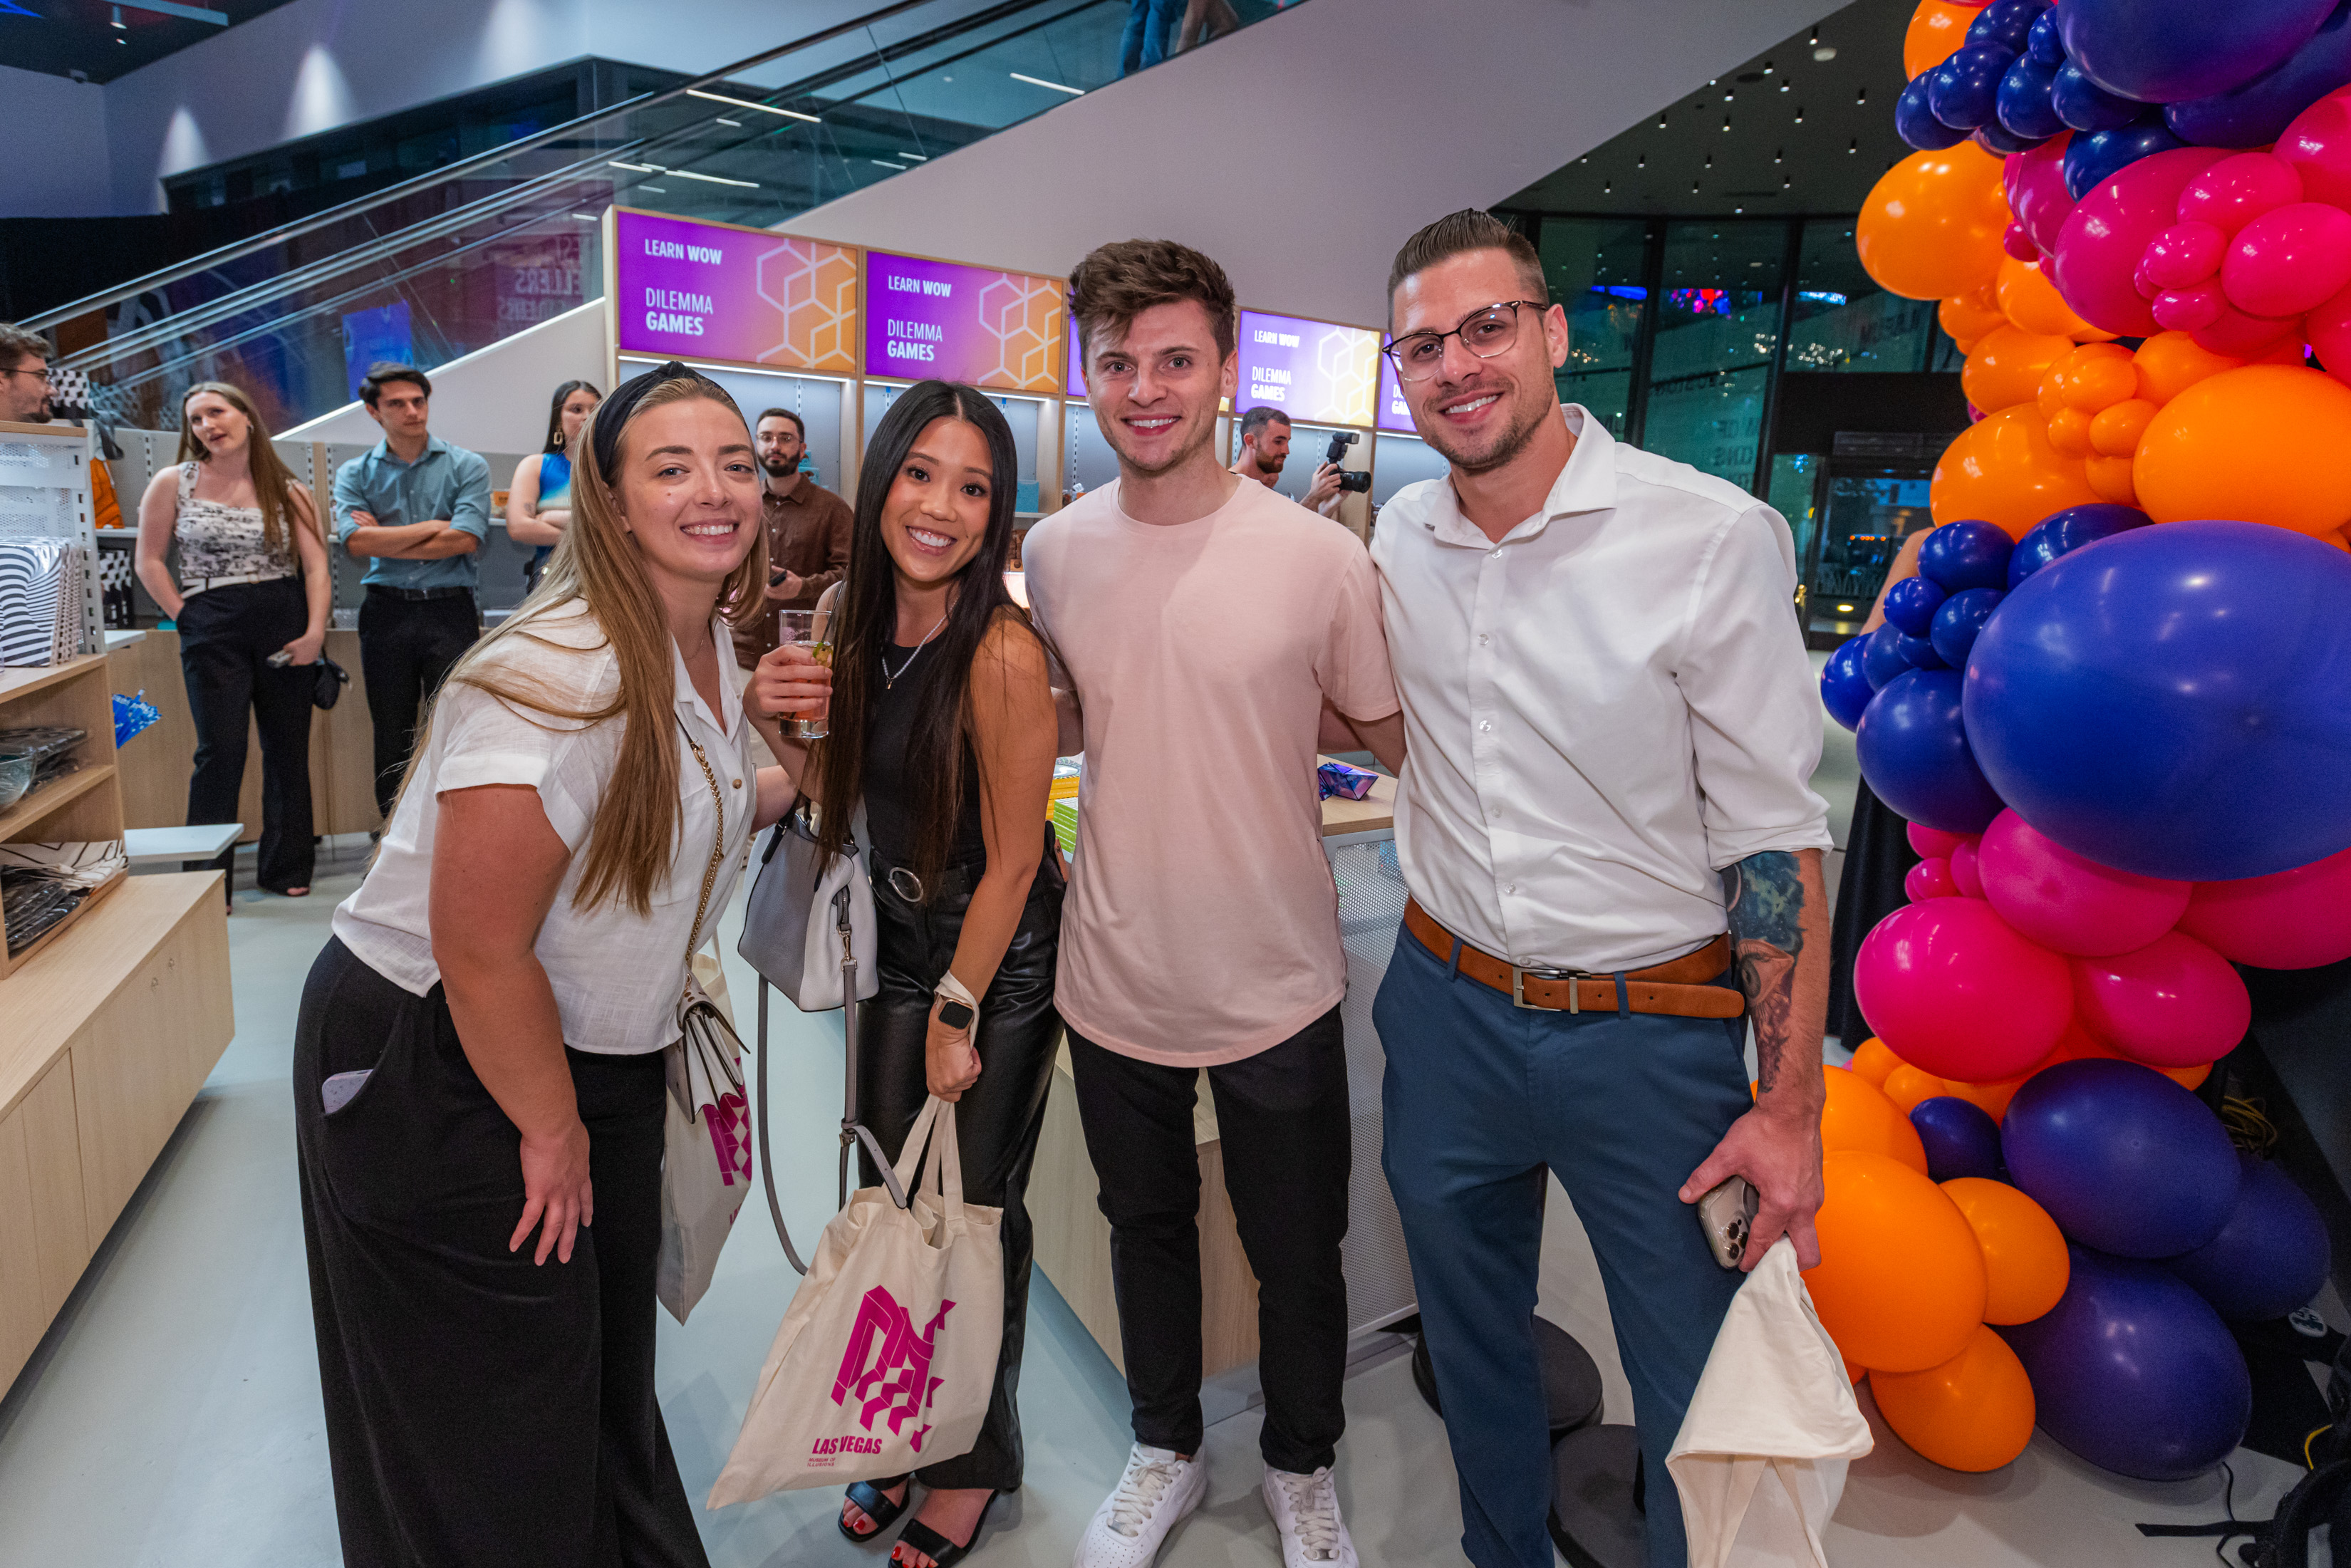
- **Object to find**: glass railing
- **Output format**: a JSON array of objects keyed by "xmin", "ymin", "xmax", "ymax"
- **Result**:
[{"xmin": 35, "ymin": 0, "xmax": 1294, "ymax": 432}]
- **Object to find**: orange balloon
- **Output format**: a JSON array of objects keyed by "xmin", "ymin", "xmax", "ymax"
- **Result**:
[
  {"xmin": 1905, "ymin": 0, "xmax": 1981, "ymax": 78},
  {"xmin": 1858, "ymin": 145, "xmax": 2011, "ymax": 303},
  {"xmin": 1996, "ymin": 255, "xmax": 2112, "ymax": 341},
  {"xmin": 2046, "ymin": 405, "xmax": 2093, "ymax": 457},
  {"xmin": 1849, "ymin": 1036, "xmax": 1904, "ymax": 1089},
  {"xmin": 2085, "ymin": 454, "xmax": 2139, "ymax": 504},
  {"xmin": 2324, "ymin": 530, "xmax": 2351, "ymax": 553},
  {"xmin": 2032, "ymin": 1021, "xmax": 2211, "ymax": 1091},
  {"xmin": 1805, "ymin": 1151, "xmax": 1988, "ymax": 1373},
  {"xmin": 1931, "ymin": 405, "xmax": 2105, "ymax": 538},
  {"xmin": 1844, "ymin": 1358, "xmax": 1867, "ymax": 1386},
  {"xmin": 2090, "ymin": 398, "xmax": 2157, "ymax": 457},
  {"xmin": 2045, "ymin": 341, "xmax": 2139, "ymax": 412},
  {"xmin": 2137, "ymin": 365, "xmax": 2351, "ymax": 536},
  {"xmin": 1941, "ymin": 287, "xmax": 2010, "ymax": 353},
  {"xmin": 1881, "ymin": 1061, "xmax": 1950, "ymax": 1113},
  {"xmin": 1965, "ymin": 326, "xmax": 2078, "ymax": 415},
  {"xmin": 1820, "ymin": 1065, "xmax": 1931, "ymax": 1174},
  {"xmin": 1871, "ymin": 1324, "xmax": 2037, "ymax": 1472},
  {"xmin": 1942, "ymin": 1177, "xmax": 2071, "ymax": 1324},
  {"xmin": 2132, "ymin": 331, "xmax": 2248, "ymax": 407},
  {"xmin": 1937, "ymin": 1069, "xmax": 2031, "ymax": 1123}
]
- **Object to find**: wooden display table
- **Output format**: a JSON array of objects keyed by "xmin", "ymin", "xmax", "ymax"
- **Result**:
[{"xmin": 1029, "ymin": 765, "xmax": 1400, "ymax": 1379}]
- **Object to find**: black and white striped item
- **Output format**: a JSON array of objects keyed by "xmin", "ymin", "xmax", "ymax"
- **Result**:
[{"xmin": 0, "ymin": 538, "xmax": 77, "ymax": 666}]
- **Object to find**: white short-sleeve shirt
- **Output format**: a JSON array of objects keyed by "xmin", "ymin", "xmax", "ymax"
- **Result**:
[
  {"xmin": 331, "ymin": 598, "xmax": 756, "ymax": 1054},
  {"xmin": 1371, "ymin": 406, "xmax": 1833, "ymax": 975}
]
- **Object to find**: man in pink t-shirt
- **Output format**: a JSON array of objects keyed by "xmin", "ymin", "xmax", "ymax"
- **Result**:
[{"xmin": 1022, "ymin": 239, "xmax": 1403, "ymax": 1568}]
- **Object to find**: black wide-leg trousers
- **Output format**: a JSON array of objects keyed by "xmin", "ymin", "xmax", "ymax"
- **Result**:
[{"xmin": 294, "ymin": 936, "xmax": 710, "ymax": 1568}]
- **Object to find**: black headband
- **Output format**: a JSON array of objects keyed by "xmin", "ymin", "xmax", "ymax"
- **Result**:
[{"xmin": 589, "ymin": 359, "xmax": 713, "ymax": 479}]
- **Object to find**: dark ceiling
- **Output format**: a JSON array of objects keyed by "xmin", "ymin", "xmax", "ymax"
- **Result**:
[
  {"xmin": 1500, "ymin": 0, "xmax": 1916, "ymax": 218},
  {"xmin": 1, "ymin": 0, "xmax": 301, "ymax": 85}
]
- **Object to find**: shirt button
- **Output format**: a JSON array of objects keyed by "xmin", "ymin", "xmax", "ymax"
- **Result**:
[
  {"xmin": 1506, "ymin": 883, "xmax": 1517, "ymax": 895},
  {"xmin": 1479, "ymin": 634, "xmax": 1489, "ymax": 645},
  {"xmin": 1479, "ymin": 720, "xmax": 1493, "ymax": 732},
  {"xmin": 731, "ymin": 779, "xmax": 742, "ymax": 789},
  {"xmin": 1489, "ymin": 548, "xmax": 1501, "ymax": 558}
]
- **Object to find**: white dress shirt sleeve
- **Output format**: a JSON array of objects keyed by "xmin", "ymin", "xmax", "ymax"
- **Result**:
[
  {"xmin": 427, "ymin": 682, "xmax": 603, "ymax": 850},
  {"xmin": 1676, "ymin": 504, "xmax": 1834, "ymax": 872}
]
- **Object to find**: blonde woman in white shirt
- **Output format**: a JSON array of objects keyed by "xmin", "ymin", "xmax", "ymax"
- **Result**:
[{"xmin": 293, "ymin": 360, "xmax": 817, "ymax": 1568}]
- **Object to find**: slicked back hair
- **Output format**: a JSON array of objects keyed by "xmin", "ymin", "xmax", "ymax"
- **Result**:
[
  {"xmin": 1386, "ymin": 209, "xmax": 1549, "ymax": 327},
  {"xmin": 360, "ymin": 363, "xmax": 431, "ymax": 408},
  {"xmin": 1069, "ymin": 239, "xmax": 1237, "ymax": 367},
  {"xmin": 756, "ymin": 407, "xmax": 805, "ymax": 440},
  {"xmin": 1237, "ymin": 405, "xmax": 1289, "ymax": 442}
]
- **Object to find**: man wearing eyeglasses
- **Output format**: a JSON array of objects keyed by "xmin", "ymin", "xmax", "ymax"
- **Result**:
[
  {"xmin": 0, "ymin": 323, "xmax": 57, "ymax": 423},
  {"xmin": 1367, "ymin": 212, "xmax": 1832, "ymax": 1568}
]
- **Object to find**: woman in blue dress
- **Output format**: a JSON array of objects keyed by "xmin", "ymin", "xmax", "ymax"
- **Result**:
[{"xmin": 506, "ymin": 379, "xmax": 601, "ymax": 591}]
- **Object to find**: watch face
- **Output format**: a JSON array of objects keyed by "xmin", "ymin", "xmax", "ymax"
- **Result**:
[{"xmin": 938, "ymin": 1000, "xmax": 975, "ymax": 1029}]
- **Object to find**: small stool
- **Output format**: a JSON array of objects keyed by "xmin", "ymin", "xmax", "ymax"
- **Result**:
[
  {"xmin": 1547, "ymin": 1423, "xmax": 1647, "ymax": 1568},
  {"xmin": 1411, "ymin": 1315, "xmax": 1605, "ymax": 1441}
]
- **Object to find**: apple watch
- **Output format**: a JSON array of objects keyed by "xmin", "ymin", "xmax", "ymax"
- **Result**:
[{"xmin": 936, "ymin": 998, "xmax": 975, "ymax": 1031}]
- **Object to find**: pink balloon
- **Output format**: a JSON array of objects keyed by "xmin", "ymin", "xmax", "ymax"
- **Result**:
[
  {"xmin": 1853, "ymin": 900, "xmax": 2075, "ymax": 1081},
  {"xmin": 2279, "ymin": 85, "xmax": 2351, "ymax": 211},
  {"xmin": 2053, "ymin": 147, "xmax": 2230, "ymax": 337},
  {"xmin": 2312, "ymin": 279, "xmax": 2351, "ymax": 388},
  {"xmin": 1907, "ymin": 858, "xmax": 1961, "ymax": 902},
  {"xmin": 1908, "ymin": 823, "xmax": 1971, "ymax": 859},
  {"xmin": 2144, "ymin": 222, "xmax": 2226, "ymax": 289},
  {"xmin": 2006, "ymin": 134, "xmax": 2078, "ymax": 256},
  {"xmin": 2133, "ymin": 259, "xmax": 2161, "ymax": 301},
  {"xmin": 2176, "ymin": 152, "xmax": 2304, "ymax": 236},
  {"xmin": 2223, "ymin": 203, "xmax": 2351, "ymax": 319},
  {"xmin": 1976, "ymin": 809, "xmax": 2192, "ymax": 957},
  {"xmin": 2177, "ymin": 844, "xmax": 2351, "ymax": 969},
  {"xmin": 2154, "ymin": 284, "xmax": 2228, "ymax": 331},
  {"xmin": 2191, "ymin": 303, "xmax": 2302, "ymax": 355},
  {"xmin": 2004, "ymin": 222, "xmax": 2040, "ymax": 261},
  {"xmin": 1951, "ymin": 838, "xmax": 1986, "ymax": 898},
  {"xmin": 2072, "ymin": 932, "xmax": 2253, "ymax": 1069}
]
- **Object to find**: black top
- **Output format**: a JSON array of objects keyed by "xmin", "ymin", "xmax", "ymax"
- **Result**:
[{"xmin": 863, "ymin": 640, "xmax": 988, "ymax": 869}]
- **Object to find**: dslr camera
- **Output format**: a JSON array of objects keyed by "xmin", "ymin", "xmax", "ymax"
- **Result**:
[{"xmin": 1325, "ymin": 430, "xmax": 1372, "ymax": 493}]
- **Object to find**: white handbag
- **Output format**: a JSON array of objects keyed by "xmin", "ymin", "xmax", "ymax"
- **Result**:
[
  {"xmin": 707, "ymin": 1096, "xmax": 1004, "ymax": 1503},
  {"xmin": 739, "ymin": 800, "xmax": 878, "ymax": 1012}
]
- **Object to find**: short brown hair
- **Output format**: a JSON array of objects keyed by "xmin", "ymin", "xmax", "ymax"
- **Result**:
[
  {"xmin": 756, "ymin": 407, "xmax": 805, "ymax": 440},
  {"xmin": 1069, "ymin": 239, "xmax": 1237, "ymax": 365},
  {"xmin": 0, "ymin": 321, "xmax": 51, "ymax": 370},
  {"xmin": 1386, "ymin": 210, "xmax": 1548, "ymax": 325},
  {"xmin": 360, "ymin": 363, "xmax": 430, "ymax": 407}
]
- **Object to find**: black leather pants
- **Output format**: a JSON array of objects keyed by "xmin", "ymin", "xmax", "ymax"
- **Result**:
[{"xmin": 854, "ymin": 848, "xmax": 1064, "ymax": 1493}]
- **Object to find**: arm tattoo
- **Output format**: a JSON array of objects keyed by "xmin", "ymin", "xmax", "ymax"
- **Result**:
[{"xmin": 1723, "ymin": 851, "xmax": 1805, "ymax": 1095}]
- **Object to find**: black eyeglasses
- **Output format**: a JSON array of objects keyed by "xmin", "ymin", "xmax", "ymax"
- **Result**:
[
  {"xmin": 1384, "ymin": 301, "xmax": 1544, "ymax": 383},
  {"xmin": 1, "ymin": 366, "xmax": 53, "ymax": 385}
]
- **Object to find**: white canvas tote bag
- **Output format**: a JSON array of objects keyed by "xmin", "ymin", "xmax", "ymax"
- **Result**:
[{"xmin": 707, "ymin": 1096, "xmax": 1002, "ymax": 1502}]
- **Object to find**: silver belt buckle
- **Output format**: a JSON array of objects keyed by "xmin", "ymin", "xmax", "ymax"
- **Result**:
[
  {"xmin": 1511, "ymin": 963, "xmax": 1582, "ymax": 1013},
  {"xmin": 887, "ymin": 866, "xmax": 923, "ymax": 901}
]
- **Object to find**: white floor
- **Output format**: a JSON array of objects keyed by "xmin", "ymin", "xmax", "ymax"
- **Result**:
[{"xmin": 0, "ymin": 828, "xmax": 2318, "ymax": 1567}]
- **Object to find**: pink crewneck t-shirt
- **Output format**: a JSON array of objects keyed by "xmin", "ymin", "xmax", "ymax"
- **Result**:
[{"xmin": 1022, "ymin": 476, "xmax": 1398, "ymax": 1066}]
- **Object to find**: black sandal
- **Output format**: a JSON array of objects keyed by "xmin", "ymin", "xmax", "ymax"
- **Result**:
[
  {"xmin": 891, "ymin": 1490, "xmax": 999, "ymax": 1568},
  {"xmin": 838, "ymin": 1478, "xmax": 911, "ymax": 1544}
]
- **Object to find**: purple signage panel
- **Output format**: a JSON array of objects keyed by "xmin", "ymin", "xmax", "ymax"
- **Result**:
[
  {"xmin": 864, "ymin": 251, "xmax": 1064, "ymax": 393},
  {"xmin": 1375, "ymin": 352, "xmax": 1417, "ymax": 435},
  {"xmin": 1234, "ymin": 309, "xmax": 1380, "ymax": 428},
  {"xmin": 1066, "ymin": 316, "xmax": 1087, "ymax": 398},
  {"xmin": 612, "ymin": 209, "xmax": 858, "ymax": 370}
]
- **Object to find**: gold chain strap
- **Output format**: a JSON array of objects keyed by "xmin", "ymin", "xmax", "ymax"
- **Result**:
[{"xmin": 680, "ymin": 726, "xmax": 725, "ymax": 972}]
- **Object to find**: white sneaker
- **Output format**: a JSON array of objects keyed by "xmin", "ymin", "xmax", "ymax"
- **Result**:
[
  {"xmin": 1262, "ymin": 1466, "xmax": 1359, "ymax": 1568},
  {"xmin": 1074, "ymin": 1443, "xmax": 1208, "ymax": 1568}
]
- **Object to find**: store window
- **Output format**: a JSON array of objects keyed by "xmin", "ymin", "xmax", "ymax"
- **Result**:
[
  {"xmin": 1807, "ymin": 472, "xmax": 1934, "ymax": 640},
  {"xmin": 1787, "ymin": 218, "xmax": 1960, "ymax": 374},
  {"xmin": 1537, "ymin": 218, "xmax": 1648, "ymax": 437},
  {"xmin": 1642, "ymin": 222, "xmax": 1787, "ymax": 486}
]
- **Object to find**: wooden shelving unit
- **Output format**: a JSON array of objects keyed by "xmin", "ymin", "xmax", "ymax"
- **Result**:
[{"xmin": 0, "ymin": 652, "xmax": 130, "ymax": 980}]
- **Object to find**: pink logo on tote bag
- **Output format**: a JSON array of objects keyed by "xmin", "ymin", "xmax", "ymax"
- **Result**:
[
  {"xmin": 831, "ymin": 1285, "xmax": 957, "ymax": 1453},
  {"xmin": 704, "ymin": 1089, "xmax": 751, "ymax": 1187}
]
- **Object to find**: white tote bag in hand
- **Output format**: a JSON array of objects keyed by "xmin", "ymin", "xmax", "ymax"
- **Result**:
[
  {"xmin": 708, "ymin": 1096, "xmax": 1003, "ymax": 1503},
  {"xmin": 655, "ymin": 950, "xmax": 752, "ymax": 1324}
]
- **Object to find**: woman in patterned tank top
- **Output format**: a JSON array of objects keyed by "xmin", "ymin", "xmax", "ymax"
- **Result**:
[{"xmin": 133, "ymin": 380, "xmax": 331, "ymax": 898}]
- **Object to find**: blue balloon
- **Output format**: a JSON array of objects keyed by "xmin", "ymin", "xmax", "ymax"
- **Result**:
[
  {"xmin": 2006, "ymin": 503, "xmax": 2151, "ymax": 588},
  {"xmin": 2027, "ymin": 7, "xmax": 2066, "ymax": 66},
  {"xmin": 1896, "ymin": 632, "xmax": 1948, "ymax": 671},
  {"xmin": 1929, "ymin": 586, "xmax": 2005, "ymax": 666},
  {"xmin": 2166, "ymin": 1154, "xmax": 2332, "ymax": 1321},
  {"xmin": 1821, "ymin": 635, "xmax": 1875, "ymax": 732},
  {"xmin": 1933, "ymin": 44, "xmax": 2018, "ymax": 130},
  {"xmin": 2064, "ymin": 113, "xmax": 2186, "ymax": 199},
  {"xmin": 2003, "ymin": 1060, "xmax": 2242, "ymax": 1257},
  {"xmin": 2167, "ymin": 0, "xmax": 2351, "ymax": 148},
  {"xmin": 1882, "ymin": 574, "xmax": 1948, "ymax": 638},
  {"xmin": 2000, "ymin": 1245, "xmax": 2251, "ymax": 1480},
  {"xmin": 1862, "ymin": 621, "xmax": 1912, "ymax": 691},
  {"xmin": 1857, "ymin": 668, "xmax": 2007, "ymax": 834},
  {"xmin": 1917, "ymin": 521, "xmax": 2013, "ymax": 593},
  {"xmin": 1967, "ymin": 0, "xmax": 2050, "ymax": 54},
  {"xmin": 2052, "ymin": 61, "xmax": 2149, "ymax": 134},
  {"xmin": 1976, "ymin": 120, "xmax": 2052, "ymax": 156},
  {"xmin": 1998, "ymin": 53, "xmax": 2068, "ymax": 141},
  {"xmin": 1911, "ymin": 1096, "xmax": 2005, "ymax": 1182},
  {"xmin": 1963, "ymin": 521, "xmax": 2351, "ymax": 881},
  {"xmin": 1899, "ymin": 71, "xmax": 1974, "ymax": 150},
  {"xmin": 2058, "ymin": 0, "xmax": 2336, "ymax": 102}
]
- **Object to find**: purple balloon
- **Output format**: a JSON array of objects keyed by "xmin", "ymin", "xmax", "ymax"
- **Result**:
[
  {"xmin": 2008, "ymin": 503, "xmax": 2151, "ymax": 587},
  {"xmin": 2168, "ymin": 0, "xmax": 2351, "ymax": 148},
  {"xmin": 1929, "ymin": 586, "xmax": 2005, "ymax": 667},
  {"xmin": 2065, "ymin": 114, "xmax": 2188, "ymax": 200},
  {"xmin": 1862, "ymin": 621, "xmax": 1911, "ymax": 691},
  {"xmin": 1968, "ymin": 0, "xmax": 2051, "ymax": 55},
  {"xmin": 2059, "ymin": 0, "xmax": 2337, "ymax": 103},
  {"xmin": 1858, "ymin": 668, "xmax": 2008, "ymax": 834},
  {"xmin": 1883, "ymin": 574, "xmax": 1948, "ymax": 638},
  {"xmin": 1934, "ymin": 44, "xmax": 2018, "ymax": 131},
  {"xmin": 1917, "ymin": 520, "xmax": 2013, "ymax": 592},
  {"xmin": 2000, "ymin": 53, "xmax": 2068, "ymax": 141},
  {"xmin": 2054, "ymin": 61, "xmax": 2148, "ymax": 133},
  {"xmin": 2003, "ymin": 1059, "xmax": 2241, "ymax": 1257},
  {"xmin": 1900, "ymin": 71, "xmax": 1973, "ymax": 150},
  {"xmin": 1911, "ymin": 1096, "xmax": 2005, "ymax": 1182},
  {"xmin": 2166, "ymin": 1153, "xmax": 2332, "ymax": 1320},
  {"xmin": 2028, "ymin": 7, "xmax": 2065, "ymax": 66}
]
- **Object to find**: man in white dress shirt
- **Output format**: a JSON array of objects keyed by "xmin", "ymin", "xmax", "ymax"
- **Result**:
[{"xmin": 1367, "ymin": 210, "xmax": 1834, "ymax": 1568}]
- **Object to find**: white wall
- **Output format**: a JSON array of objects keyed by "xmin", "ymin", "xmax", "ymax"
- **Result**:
[
  {"xmin": 0, "ymin": 65, "xmax": 114, "ymax": 218},
  {"xmin": 794, "ymin": 0, "xmax": 1845, "ymax": 328}
]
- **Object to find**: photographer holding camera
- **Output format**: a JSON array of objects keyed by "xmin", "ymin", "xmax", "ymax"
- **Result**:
[{"xmin": 1232, "ymin": 405, "xmax": 1366, "ymax": 519}]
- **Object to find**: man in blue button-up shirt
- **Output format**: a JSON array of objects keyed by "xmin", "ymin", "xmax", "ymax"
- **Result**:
[{"xmin": 333, "ymin": 363, "xmax": 492, "ymax": 818}]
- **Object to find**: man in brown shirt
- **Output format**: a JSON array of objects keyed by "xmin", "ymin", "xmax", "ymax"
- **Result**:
[{"xmin": 730, "ymin": 408, "xmax": 851, "ymax": 762}]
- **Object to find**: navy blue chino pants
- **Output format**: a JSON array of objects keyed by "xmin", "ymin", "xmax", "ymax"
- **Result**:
[{"xmin": 1375, "ymin": 925, "xmax": 1753, "ymax": 1568}]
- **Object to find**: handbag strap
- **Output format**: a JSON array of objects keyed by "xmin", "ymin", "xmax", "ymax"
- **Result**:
[
  {"xmin": 886, "ymin": 1096, "xmax": 964, "ymax": 1225},
  {"xmin": 677, "ymin": 717, "xmax": 726, "ymax": 977}
]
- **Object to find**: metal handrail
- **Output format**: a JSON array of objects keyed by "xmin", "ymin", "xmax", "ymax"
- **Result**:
[{"xmin": 20, "ymin": 0, "xmax": 951, "ymax": 333}]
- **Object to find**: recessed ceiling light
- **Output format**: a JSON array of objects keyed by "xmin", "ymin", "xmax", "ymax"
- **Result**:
[
  {"xmin": 1795, "ymin": 108, "xmax": 1805, "ymax": 123},
  {"xmin": 1814, "ymin": 45, "xmax": 1838, "ymax": 62},
  {"xmin": 1848, "ymin": 139, "xmax": 1859, "ymax": 154},
  {"xmin": 1856, "ymin": 86, "xmax": 1867, "ymax": 105},
  {"xmin": 110, "ymin": 4, "xmax": 125, "ymax": 26}
]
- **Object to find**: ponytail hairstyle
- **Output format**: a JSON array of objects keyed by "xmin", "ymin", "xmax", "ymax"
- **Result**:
[
  {"xmin": 395, "ymin": 362, "xmax": 769, "ymax": 915},
  {"xmin": 177, "ymin": 380, "xmax": 318, "ymax": 559}
]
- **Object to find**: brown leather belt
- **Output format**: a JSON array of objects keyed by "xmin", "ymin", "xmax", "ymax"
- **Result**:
[{"xmin": 1403, "ymin": 898, "xmax": 1746, "ymax": 1019}]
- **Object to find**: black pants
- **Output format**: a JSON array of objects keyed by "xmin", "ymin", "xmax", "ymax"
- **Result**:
[
  {"xmin": 294, "ymin": 938, "xmax": 710, "ymax": 1568},
  {"xmin": 1066, "ymin": 1007, "xmax": 1351, "ymax": 1473},
  {"xmin": 358, "ymin": 589, "xmax": 478, "ymax": 819},
  {"xmin": 856, "ymin": 850, "xmax": 1065, "ymax": 1492},
  {"xmin": 177, "ymin": 576, "xmax": 314, "ymax": 893}
]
